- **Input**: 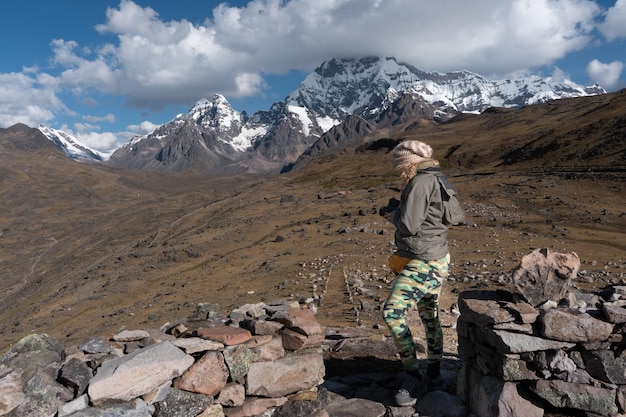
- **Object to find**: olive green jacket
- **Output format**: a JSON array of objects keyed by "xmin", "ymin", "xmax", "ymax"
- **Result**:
[{"xmin": 390, "ymin": 165, "xmax": 450, "ymax": 261}]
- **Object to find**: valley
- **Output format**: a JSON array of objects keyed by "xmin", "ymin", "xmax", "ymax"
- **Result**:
[{"xmin": 0, "ymin": 91, "xmax": 625, "ymax": 356}]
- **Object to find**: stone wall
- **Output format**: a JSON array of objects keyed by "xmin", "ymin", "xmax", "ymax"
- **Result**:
[
  {"xmin": 0, "ymin": 300, "xmax": 328, "ymax": 417},
  {"xmin": 456, "ymin": 248, "xmax": 626, "ymax": 417}
]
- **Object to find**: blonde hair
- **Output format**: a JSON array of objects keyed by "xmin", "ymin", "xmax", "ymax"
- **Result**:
[{"xmin": 392, "ymin": 140, "xmax": 438, "ymax": 184}]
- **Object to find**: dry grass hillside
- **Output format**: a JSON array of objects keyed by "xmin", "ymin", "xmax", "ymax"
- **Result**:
[{"xmin": 0, "ymin": 90, "xmax": 625, "ymax": 356}]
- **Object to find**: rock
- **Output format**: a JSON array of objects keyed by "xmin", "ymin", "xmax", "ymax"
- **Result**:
[
  {"xmin": 281, "ymin": 328, "xmax": 326, "ymax": 350},
  {"xmin": 153, "ymin": 387, "xmax": 213, "ymax": 417},
  {"xmin": 174, "ymin": 350, "xmax": 229, "ymax": 396},
  {"xmin": 323, "ymin": 397, "xmax": 388, "ymax": 417},
  {"xmin": 540, "ymin": 308, "xmax": 614, "ymax": 342},
  {"xmin": 484, "ymin": 328, "xmax": 576, "ymax": 353},
  {"xmin": 0, "ymin": 369, "xmax": 27, "ymax": 415},
  {"xmin": 88, "ymin": 341, "xmax": 194, "ymax": 405},
  {"xmin": 112, "ymin": 329, "xmax": 151, "ymax": 342},
  {"xmin": 0, "ymin": 334, "xmax": 73, "ymax": 417},
  {"xmin": 417, "ymin": 390, "xmax": 470, "ymax": 417},
  {"xmin": 463, "ymin": 368, "xmax": 543, "ymax": 417},
  {"xmin": 172, "ymin": 337, "xmax": 224, "ymax": 354},
  {"xmin": 529, "ymin": 379, "xmax": 618, "ymax": 416},
  {"xmin": 57, "ymin": 394, "xmax": 89, "ymax": 416},
  {"xmin": 581, "ymin": 349, "xmax": 626, "ymax": 384},
  {"xmin": 458, "ymin": 291, "xmax": 516, "ymax": 325},
  {"xmin": 217, "ymin": 383, "xmax": 245, "ymax": 407},
  {"xmin": 197, "ymin": 404, "xmax": 225, "ymax": 417},
  {"xmin": 58, "ymin": 398, "xmax": 155, "ymax": 417},
  {"xmin": 198, "ymin": 326, "xmax": 253, "ymax": 345},
  {"xmin": 273, "ymin": 308, "xmax": 324, "ymax": 336},
  {"xmin": 246, "ymin": 351, "xmax": 325, "ymax": 397},
  {"xmin": 248, "ymin": 336, "xmax": 285, "ymax": 361},
  {"xmin": 0, "ymin": 333, "xmax": 65, "ymax": 370},
  {"xmin": 58, "ymin": 357, "xmax": 93, "ymax": 396},
  {"xmin": 223, "ymin": 344, "xmax": 254, "ymax": 383},
  {"xmin": 602, "ymin": 300, "xmax": 626, "ymax": 323},
  {"xmin": 79, "ymin": 337, "xmax": 114, "ymax": 354},
  {"xmin": 272, "ymin": 387, "xmax": 330, "ymax": 417},
  {"xmin": 239, "ymin": 319, "xmax": 284, "ymax": 336},
  {"xmin": 223, "ymin": 397, "xmax": 288, "ymax": 417},
  {"xmin": 512, "ymin": 248, "xmax": 580, "ymax": 306}
]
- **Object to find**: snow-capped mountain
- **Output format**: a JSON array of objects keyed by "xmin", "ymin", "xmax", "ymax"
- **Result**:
[
  {"xmin": 37, "ymin": 125, "xmax": 105, "ymax": 162},
  {"xmin": 74, "ymin": 56, "xmax": 608, "ymax": 173}
]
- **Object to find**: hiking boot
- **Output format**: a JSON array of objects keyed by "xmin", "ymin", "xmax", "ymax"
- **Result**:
[{"xmin": 424, "ymin": 373, "xmax": 445, "ymax": 391}]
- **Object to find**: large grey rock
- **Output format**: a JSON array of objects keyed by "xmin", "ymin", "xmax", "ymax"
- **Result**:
[
  {"xmin": 79, "ymin": 337, "xmax": 114, "ymax": 354},
  {"xmin": 324, "ymin": 397, "xmax": 387, "ymax": 417},
  {"xmin": 171, "ymin": 337, "xmax": 224, "ymax": 354},
  {"xmin": 246, "ymin": 351, "xmax": 325, "ymax": 397},
  {"xmin": 272, "ymin": 387, "xmax": 330, "ymax": 417},
  {"xmin": 417, "ymin": 390, "xmax": 470, "ymax": 417},
  {"xmin": 59, "ymin": 357, "xmax": 93, "ymax": 396},
  {"xmin": 88, "ymin": 341, "xmax": 194, "ymax": 405},
  {"xmin": 465, "ymin": 368, "xmax": 543, "ymax": 417},
  {"xmin": 581, "ymin": 349, "xmax": 626, "ymax": 384},
  {"xmin": 153, "ymin": 387, "xmax": 213, "ymax": 417},
  {"xmin": 59, "ymin": 398, "xmax": 155, "ymax": 417},
  {"xmin": 457, "ymin": 291, "xmax": 515, "ymax": 326},
  {"xmin": 223, "ymin": 344, "xmax": 254, "ymax": 383},
  {"xmin": 0, "ymin": 333, "xmax": 65, "ymax": 370},
  {"xmin": 485, "ymin": 328, "xmax": 575, "ymax": 353},
  {"xmin": 0, "ymin": 369, "xmax": 26, "ymax": 416},
  {"xmin": 223, "ymin": 397, "xmax": 288, "ymax": 417},
  {"xmin": 3, "ymin": 361, "xmax": 73, "ymax": 417},
  {"xmin": 512, "ymin": 248, "xmax": 580, "ymax": 306},
  {"xmin": 540, "ymin": 308, "xmax": 614, "ymax": 342},
  {"xmin": 529, "ymin": 379, "xmax": 618, "ymax": 416}
]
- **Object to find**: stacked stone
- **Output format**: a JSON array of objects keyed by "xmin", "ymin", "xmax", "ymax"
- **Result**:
[
  {"xmin": 0, "ymin": 300, "xmax": 327, "ymax": 417},
  {"xmin": 456, "ymin": 248, "xmax": 626, "ymax": 417}
]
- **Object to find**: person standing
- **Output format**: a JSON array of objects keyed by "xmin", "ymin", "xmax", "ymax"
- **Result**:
[{"xmin": 380, "ymin": 140, "xmax": 464, "ymax": 407}]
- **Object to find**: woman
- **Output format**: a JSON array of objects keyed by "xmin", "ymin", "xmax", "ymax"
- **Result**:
[{"xmin": 381, "ymin": 140, "xmax": 463, "ymax": 407}]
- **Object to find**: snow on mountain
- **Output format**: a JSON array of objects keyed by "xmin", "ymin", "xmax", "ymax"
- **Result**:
[
  {"xmin": 288, "ymin": 57, "xmax": 605, "ymax": 119},
  {"xmin": 37, "ymin": 125, "xmax": 106, "ymax": 161},
  {"xmin": 42, "ymin": 56, "xmax": 606, "ymax": 173}
]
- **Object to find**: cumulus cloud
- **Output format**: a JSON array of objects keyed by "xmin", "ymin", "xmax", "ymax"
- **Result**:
[
  {"xmin": 0, "ymin": 72, "xmax": 66, "ymax": 127},
  {"xmin": 53, "ymin": 0, "xmax": 605, "ymax": 110},
  {"xmin": 586, "ymin": 59, "xmax": 624, "ymax": 89},
  {"xmin": 127, "ymin": 120, "xmax": 160, "ymax": 135},
  {"xmin": 600, "ymin": 0, "xmax": 626, "ymax": 40}
]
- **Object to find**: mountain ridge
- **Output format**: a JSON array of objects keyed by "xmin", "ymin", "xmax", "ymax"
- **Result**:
[{"xmin": 36, "ymin": 56, "xmax": 605, "ymax": 174}]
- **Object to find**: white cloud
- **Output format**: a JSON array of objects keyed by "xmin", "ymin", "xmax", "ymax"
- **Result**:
[
  {"xmin": 127, "ymin": 121, "xmax": 160, "ymax": 135},
  {"xmin": 83, "ymin": 114, "xmax": 116, "ymax": 123},
  {"xmin": 43, "ymin": 0, "xmax": 605, "ymax": 111},
  {"xmin": 600, "ymin": 0, "xmax": 626, "ymax": 40},
  {"xmin": 75, "ymin": 130, "xmax": 120, "ymax": 153},
  {"xmin": 586, "ymin": 59, "xmax": 624, "ymax": 89},
  {"xmin": 0, "ymin": 72, "xmax": 65, "ymax": 127}
]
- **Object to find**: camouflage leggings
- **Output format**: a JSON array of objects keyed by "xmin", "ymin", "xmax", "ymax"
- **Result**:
[{"xmin": 382, "ymin": 254, "xmax": 450, "ymax": 371}]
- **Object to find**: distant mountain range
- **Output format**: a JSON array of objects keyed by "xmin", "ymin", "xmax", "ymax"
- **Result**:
[{"xmin": 37, "ymin": 56, "xmax": 606, "ymax": 174}]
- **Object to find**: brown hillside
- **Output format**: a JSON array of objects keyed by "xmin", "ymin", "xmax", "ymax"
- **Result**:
[{"xmin": 0, "ymin": 91, "xmax": 624, "ymax": 354}]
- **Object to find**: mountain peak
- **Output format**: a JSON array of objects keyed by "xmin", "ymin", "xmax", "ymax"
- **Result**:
[
  {"xmin": 37, "ymin": 125, "xmax": 105, "ymax": 161},
  {"xmin": 41, "ymin": 56, "xmax": 607, "ymax": 174}
]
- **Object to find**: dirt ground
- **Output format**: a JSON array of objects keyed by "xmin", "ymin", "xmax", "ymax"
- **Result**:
[{"xmin": 1, "ymin": 143, "xmax": 624, "ymax": 359}]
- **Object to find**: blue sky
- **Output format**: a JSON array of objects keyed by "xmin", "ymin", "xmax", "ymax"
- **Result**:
[{"xmin": 1, "ymin": 0, "xmax": 624, "ymax": 153}]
